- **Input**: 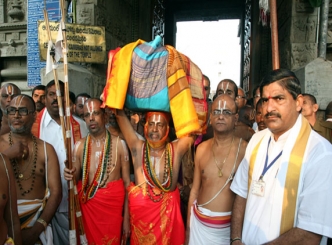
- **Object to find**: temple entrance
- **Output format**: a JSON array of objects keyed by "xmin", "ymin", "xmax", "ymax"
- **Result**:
[{"xmin": 175, "ymin": 19, "xmax": 241, "ymax": 95}]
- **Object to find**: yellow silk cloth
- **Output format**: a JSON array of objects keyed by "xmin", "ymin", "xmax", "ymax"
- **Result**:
[
  {"xmin": 102, "ymin": 38, "xmax": 206, "ymax": 138},
  {"xmin": 102, "ymin": 39, "xmax": 144, "ymax": 109},
  {"xmin": 248, "ymin": 115, "xmax": 311, "ymax": 235}
]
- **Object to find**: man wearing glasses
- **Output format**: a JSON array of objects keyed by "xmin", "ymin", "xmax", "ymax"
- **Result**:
[
  {"xmin": 186, "ymin": 94, "xmax": 247, "ymax": 244},
  {"xmin": 0, "ymin": 83, "xmax": 21, "ymax": 135},
  {"xmin": 0, "ymin": 94, "xmax": 61, "ymax": 244}
]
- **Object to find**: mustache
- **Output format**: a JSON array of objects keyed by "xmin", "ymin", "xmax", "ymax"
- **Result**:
[
  {"xmin": 51, "ymin": 100, "xmax": 58, "ymax": 105},
  {"xmin": 149, "ymin": 133, "xmax": 160, "ymax": 138},
  {"xmin": 265, "ymin": 112, "xmax": 281, "ymax": 119}
]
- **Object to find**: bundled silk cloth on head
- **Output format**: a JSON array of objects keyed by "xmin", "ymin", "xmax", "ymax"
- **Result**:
[{"xmin": 102, "ymin": 36, "xmax": 207, "ymax": 138}]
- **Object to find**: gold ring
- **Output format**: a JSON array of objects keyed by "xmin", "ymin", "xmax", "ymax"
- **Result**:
[{"xmin": 23, "ymin": 149, "xmax": 27, "ymax": 154}]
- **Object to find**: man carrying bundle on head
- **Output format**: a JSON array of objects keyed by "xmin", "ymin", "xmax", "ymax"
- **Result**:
[
  {"xmin": 115, "ymin": 109, "xmax": 194, "ymax": 244},
  {"xmin": 102, "ymin": 35, "xmax": 207, "ymax": 245}
]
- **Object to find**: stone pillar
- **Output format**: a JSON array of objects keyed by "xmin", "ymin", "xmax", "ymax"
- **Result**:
[
  {"xmin": 278, "ymin": 0, "xmax": 318, "ymax": 70},
  {"xmin": 295, "ymin": 58, "xmax": 332, "ymax": 112}
]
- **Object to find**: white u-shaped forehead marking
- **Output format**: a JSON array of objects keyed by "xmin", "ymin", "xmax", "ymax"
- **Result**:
[
  {"xmin": 151, "ymin": 114, "xmax": 161, "ymax": 123},
  {"xmin": 85, "ymin": 100, "xmax": 94, "ymax": 116},
  {"xmin": 79, "ymin": 97, "xmax": 88, "ymax": 105},
  {"xmin": 5, "ymin": 85, "xmax": 13, "ymax": 95},
  {"xmin": 217, "ymin": 100, "xmax": 227, "ymax": 111},
  {"xmin": 12, "ymin": 95, "xmax": 25, "ymax": 107},
  {"xmin": 226, "ymin": 82, "xmax": 229, "ymax": 90},
  {"xmin": 221, "ymin": 82, "xmax": 224, "ymax": 91}
]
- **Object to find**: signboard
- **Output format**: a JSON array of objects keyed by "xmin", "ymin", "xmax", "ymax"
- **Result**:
[
  {"xmin": 27, "ymin": 0, "xmax": 60, "ymax": 87},
  {"xmin": 38, "ymin": 21, "xmax": 106, "ymax": 64}
]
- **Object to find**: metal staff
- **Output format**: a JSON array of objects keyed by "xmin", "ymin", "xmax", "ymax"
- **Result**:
[{"xmin": 269, "ymin": 0, "xmax": 280, "ymax": 69}]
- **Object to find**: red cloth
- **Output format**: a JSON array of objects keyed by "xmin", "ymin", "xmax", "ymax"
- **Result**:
[
  {"xmin": 128, "ymin": 183, "xmax": 185, "ymax": 245},
  {"xmin": 77, "ymin": 179, "xmax": 125, "ymax": 245}
]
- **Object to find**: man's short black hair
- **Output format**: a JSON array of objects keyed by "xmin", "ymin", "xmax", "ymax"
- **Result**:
[
  {"xmin": 302, "ymin": 93, "xmax": 317, "ymax": 104},
  {"xmin": 75, "ymin": 93, "xmax": 91, "ymax": 104},
  {"xmin": 32, "ymin": 85, "xmax": 46, "ymax": 96},
  {"xmin": 259, "ymin": 69, "xmax": 301, "ymax": 100},
  {"xmin": 45, "ymin": 80, "xmax": 64, "ymax": 95}
]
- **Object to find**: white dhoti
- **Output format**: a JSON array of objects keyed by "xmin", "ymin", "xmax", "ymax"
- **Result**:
[
  {"xmin": 189, "ymin": 202, "xmax": 231, "ymax": 245},
  {"xmin": 18, "ymin": 198, "xmax": 53, "ymax": 245}
]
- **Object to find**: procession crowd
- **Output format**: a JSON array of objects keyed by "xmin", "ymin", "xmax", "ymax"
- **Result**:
[{"xmin": 0, "ymin": 67, "xmax": 332, "ymax": 245}]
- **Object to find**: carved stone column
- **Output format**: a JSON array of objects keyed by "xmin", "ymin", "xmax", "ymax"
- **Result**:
[
  {"xmin": 289, "ymin": 0, "xmax": 318, "ymax": 70},
  {"xmin": 0, "ymin": 0, "xmax": 27, "ymax": 91}
]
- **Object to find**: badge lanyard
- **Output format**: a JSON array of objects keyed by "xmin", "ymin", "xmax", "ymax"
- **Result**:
[{"xmin": 259, "ymin": 137, "xmax": 283, "ymax": 181}]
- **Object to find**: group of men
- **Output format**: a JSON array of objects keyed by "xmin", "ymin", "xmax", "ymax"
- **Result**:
[{"xmin": 0, "ymin": 67, "xmax": 332, "ymax": 245}]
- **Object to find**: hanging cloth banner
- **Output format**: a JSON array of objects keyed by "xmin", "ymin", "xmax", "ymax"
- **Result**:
[{"xmin": 259, "ymin": 0, "xmax": 270, "ymax": 26}]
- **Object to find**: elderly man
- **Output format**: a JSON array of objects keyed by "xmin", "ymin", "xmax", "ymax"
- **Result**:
[
  {"xmin": 31, "ymin": 85, "xmax": 46, "ymax": 113},
  {"xmin": 64, "ymin": 98, "xmax": 130, "ymax": 244},
  {"xmin": 32, "ymin": 80, "xmax": 88, "ymax": 244},
  {"xmin": 199, "ymin": 79, "xmax": 238, "ymax": 144},
  {"xmin": 0, "ymin": 83, "xmax": 21, "ymax": 135},
  {"xmin": 186, "ymin": 94, "xmax": 247, "ymax": 244},
  {"xmin": 115, "ymin": 109, "xmax": 194, "ymax": 245},
  {"xmin": 230, "ymin": 69, "xmax": 332, "ymax": 244},
  {"xmin": 0, "ymin": 95, "xmax": 61, "ymax": 244}
]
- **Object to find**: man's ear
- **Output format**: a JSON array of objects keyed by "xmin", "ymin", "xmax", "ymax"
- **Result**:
[
  {"xmin": 313, "ymin": 103, "xmax": 319, "ymax": 113},
  {"xmin": 296, "ymin": 94, "xmax": 303, "ymax": 112}
]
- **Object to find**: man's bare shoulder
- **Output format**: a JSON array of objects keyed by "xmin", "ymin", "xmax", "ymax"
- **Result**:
[
  {"xmin": 235, "ymin": 136, "xmax": 248, "ymax": 149},
  {"xmin": 196, "ymin": 138, "xmax": 213, "ymax": 152},
  {"xmin": 75, "ymin": 137, "xmax": 87, "ymax": 146}
]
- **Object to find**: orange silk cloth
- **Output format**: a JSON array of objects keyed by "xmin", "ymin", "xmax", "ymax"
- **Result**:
[
  {"xmin": 165, "ymin": 45, "xmax": 207, "ymax": 136},
  {"xmin": 128, "ymin": 183, "xmax": 185, "ymax": 245},
  {"xmin": 77, "ymin": 179, "xmax": 125, "ymax": 245}
]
